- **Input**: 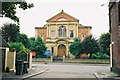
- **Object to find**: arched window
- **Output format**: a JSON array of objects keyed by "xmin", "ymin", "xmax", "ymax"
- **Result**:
[{"xmin": 58, "ymin": 26, "xmax": 66, "ymax": 38}]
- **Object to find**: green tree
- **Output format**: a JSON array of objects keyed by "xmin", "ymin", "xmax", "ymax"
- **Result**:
[
  {"xmin": 32, "ymin": 36, "xmax": 47, "ymax": 58},
  {"xmin": 16, "ymin": 50, "xmax": 27, "ymax": 61},
  {"xmin": 8, "ymin": 42, "xmax": 27, "ymax": 53},
  {"xmin": 81, "ymin": 35, "xmax": 100, "ymax": 56},
  {"xmin": 69, "ymin": 37, "xmax": 82, "ymax": 56},
  {"xmin": 16, "ymin": 33, "xmax": 30, "ymax": 49},
  {"xmin": 29, "ymin": 37, "xmax": 35, "ymax": 46},
  {"xmin": 29, "ymin": 37, "xmax": 35, "ymax": 42},
  {"xmin": 2, "ymin": 1, "xmax": 34, "ymax": 23},
  {"xmin": 9, "ymin": 42, "xmax": 28, "ymax": 61},
  {"xmin": 1, "ymin": 23, "xmax": 20, "ymax": 42},
  {"xmin": 98, "ymin": 32, "xmax": 110, "ymax": 55},
  {"xmin": 29, "ymin": 37, "xmax": 35, "ymax": 50}
]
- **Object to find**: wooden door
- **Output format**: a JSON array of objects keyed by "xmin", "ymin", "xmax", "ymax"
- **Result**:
[{"xmin": 58, "ymin": 44, "xmax": 66, "ymax": 57}]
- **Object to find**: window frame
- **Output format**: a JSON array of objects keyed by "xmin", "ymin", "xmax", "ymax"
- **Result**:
[
  {"xmin": 58, "ymin": 26, "xmax": 66, "ymax": 38},
  {"xmin": 51, "ymin": 30, "xmax": 56, "ymax": 38}
]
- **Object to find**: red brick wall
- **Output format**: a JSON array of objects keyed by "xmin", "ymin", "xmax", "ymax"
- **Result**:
[
  {"xmin": 109, "ymin": 2, "xmax": 120, "ymax": 69},
  {"xmin": 47, "ymin": 11, "xmax": 78, "ymax": 22},
  {"xmin": 78, "ymin": 27, "xmax": 91, "ymax": 41},
  {"xmin": 35, "ymin": 27, "xmax": 46, "ymax": 43}
]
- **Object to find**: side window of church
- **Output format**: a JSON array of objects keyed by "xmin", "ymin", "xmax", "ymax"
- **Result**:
[
  {"xmin": 82, "ymin": 33, "xmax": 86, "ymax": 41},
  {"xmin": 51, "ymin": 30, "xmax": 55, "ymax": 38},
  {"xmin": 40, "ymin": 34, "xmax": 43, "ymax": 40},
  {"xmin": 70, "ymin": 30, "xmax": 74, "ymax": 37}
]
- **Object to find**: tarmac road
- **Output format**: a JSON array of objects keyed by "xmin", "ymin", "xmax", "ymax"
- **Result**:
[{"xmin": 27, "ymin": 62, "xmax": 110, "ymax": 79}]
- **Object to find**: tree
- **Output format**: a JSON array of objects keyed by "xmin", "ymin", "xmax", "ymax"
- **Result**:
[
  {"xmin": 81, "ymin": 35, "xmax": 100, "ymax": 56},
  {"xmin": 8, "ymin": 42, "xmax": 27, "ymax": 53},
  {"xmin": 16, "ymin": 50, "xmax": 27, "ymax": 61},
  {"xmin": 29, "ymin": 37, "xmax": 35, "ymax": 42},
  {"xmin": 98, "ymin": 32, "xmax": 110, "ymax": 55},
  {"xmin": 32, "ymin": 36, "xmax": 47, "ymax": 58},
  {"xmin": 29, "ymin": 37, "xmax": 35, "ymax": 50},
  {"xmin": 29, "ymin": 37, "xmax": 35, "ymax": 46},
  {"xmin": 1, "ymin": 23, "xmax": 20, "ymax": 42},
  {"xmin": 2, "ymin": 1, "xmax": 34, "ymax": 23},
  {"xmin": 69, "ymin": 37, "xmax": 82, "ymax": 56},
  {"xmin": 16, "ymin": 33, "xmax": 30, "ymax": 49}
]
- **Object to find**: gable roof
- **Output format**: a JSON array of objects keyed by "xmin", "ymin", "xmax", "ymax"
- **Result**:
[
  {"xmin": 0, "ymin": 36, "xmax": 9, "ymax": 47},
  {"xmin": 78, "ymin": 24, "xmax": 92, "ymax": 29},
  {"xmin": 46, "ymin": 10, "xmax": 79, "ymax": 22}
]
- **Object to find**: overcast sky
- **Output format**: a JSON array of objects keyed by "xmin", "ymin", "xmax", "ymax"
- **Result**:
[{"xmin": 0, "ymin": 0, "xmax": 109, "ymax": 38}]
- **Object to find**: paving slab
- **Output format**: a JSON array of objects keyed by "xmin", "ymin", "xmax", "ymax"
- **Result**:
[{"xmin": 2, "ymin": 67, "xmax": 49, "ymax": 80}]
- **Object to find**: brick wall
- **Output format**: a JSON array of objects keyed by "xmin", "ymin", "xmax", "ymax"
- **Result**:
[
  {"xmin": 109, "ymin": 2, "xmax": 120, "ymax": 75},
  {"xmin": 35, "ymin": 26, "xmax": 91, "ymax": 43},
  {"xmin": 78, "ymin": 27, "xmax": 91, "ymax": 41},
  {"xmin": 35, "ymin": 27, "xmax": 47, "ymax": 43}
]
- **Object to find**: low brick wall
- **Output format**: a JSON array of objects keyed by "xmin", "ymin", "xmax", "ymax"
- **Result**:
[
  {"xmin": 32, "ymin": 58, "xmax": 51, "ymax": 62},
  {"xmin": 32, "ymin": 58, "xmax": 110, "ymax": 64},
  {"xmin": 64, "ymin": 59, "xmax": 110, "ymax": 64}
]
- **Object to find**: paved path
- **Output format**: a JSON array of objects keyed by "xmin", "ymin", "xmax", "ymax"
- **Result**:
[
  {"xmin": 28, "ymin": 62, "xmax": 110, "ymax": 79},
  {"xmin": 2, "ymin": 66, "xmax": 48, "ymax": 79}
]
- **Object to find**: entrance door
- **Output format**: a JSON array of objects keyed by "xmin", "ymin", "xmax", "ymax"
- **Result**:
[{"xmin": 58, "ymin": 44, "xmax": 66, "ymax": 57}]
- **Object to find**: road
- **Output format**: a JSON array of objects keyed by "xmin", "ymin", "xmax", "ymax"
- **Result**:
[{"xmin": 28, "ymin": 62, "xmax": 110, "ymax": 79}]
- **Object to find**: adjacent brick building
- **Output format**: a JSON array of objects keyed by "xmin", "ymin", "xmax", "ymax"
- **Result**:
[
  {"xmin": 109, "ymin": 1, "xmax": 120, "ymax": 75},
  {"xmin": 35, "ymin": 10, "xmax": 92, "ymax": 58}
]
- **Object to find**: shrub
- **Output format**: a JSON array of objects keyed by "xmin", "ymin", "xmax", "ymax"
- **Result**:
[
  {"xmin": 91, "ymin": 52, "xmax": 110, "ymax": 59},
  {"xmin": 101, "ymin": 53, "xmax": 110, "ymax": 59},
  {"xmin": 16, "ymin": 50, "xmax": 27, "ymax": 61},
  {"xmin": 8, "ymin": 42, "xmax": 28, "ymax": 53}
]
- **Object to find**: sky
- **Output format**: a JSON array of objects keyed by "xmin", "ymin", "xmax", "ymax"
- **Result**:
[{"xmin": 0, "ymin": 0, "xmax": 109, "ymax": 38}]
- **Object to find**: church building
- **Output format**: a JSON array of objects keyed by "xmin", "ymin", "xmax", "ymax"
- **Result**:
[{"xmin": 35, "ymin": 10, "xmax": 92, "ymax": 58}]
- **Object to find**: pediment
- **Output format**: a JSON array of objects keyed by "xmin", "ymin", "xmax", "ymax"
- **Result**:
[
  {"xmin": 46, "ymin": 10, "xmax": 79, "ymax": 22},
  {"xmin": 57, "ymin": 17, "xmax": 67, "ymax": 21}
]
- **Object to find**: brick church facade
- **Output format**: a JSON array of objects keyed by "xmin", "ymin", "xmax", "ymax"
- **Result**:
[
  {"xmin": 109, "ymin": 1, "xmax": 120, "ymax": 75},
  {"xmin": 35, "ymin": 10, "xmax": 92, "ymax": 58}
]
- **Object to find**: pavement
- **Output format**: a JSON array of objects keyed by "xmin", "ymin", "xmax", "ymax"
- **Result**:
[
  {"xmin": 2, "ymin": 63, "xmax": 120, "ymax": 80},
  {"xmin": 2, "ymin": 67, "xmax": 49, "ymax": 80},
  {"xmin": 94, "ymin": 72, "xmax": 120, "ymax": 80}
]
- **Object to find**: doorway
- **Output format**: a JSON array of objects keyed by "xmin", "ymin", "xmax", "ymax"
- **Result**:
[{"xmin": 58, "ymin": 44, "xmax": 66, "ymax": 57}]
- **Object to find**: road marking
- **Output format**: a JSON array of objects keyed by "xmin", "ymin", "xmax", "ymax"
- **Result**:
[{"xmin": 93, "ymin": 73, "xmax": 103, "ymax": 80}]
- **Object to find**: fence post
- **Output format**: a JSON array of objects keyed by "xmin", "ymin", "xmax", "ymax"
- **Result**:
[
  {"xmin": 29, "ymin": 52, "xmax": 32, "ymax": 69},
  {"xmin": 63, "ymin": 56, "xmax": 65, "ymax": 63},
  {"xmin": 5, "ymin": 48, "xmax": 9, "ymax": 71},
  {"xmin": 13, "ymin": 49, "xmax": 16, "ymax": 73},
  {"xmin": 51, "ymin": 53, "xmax": 53, "ymax": 62}
]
